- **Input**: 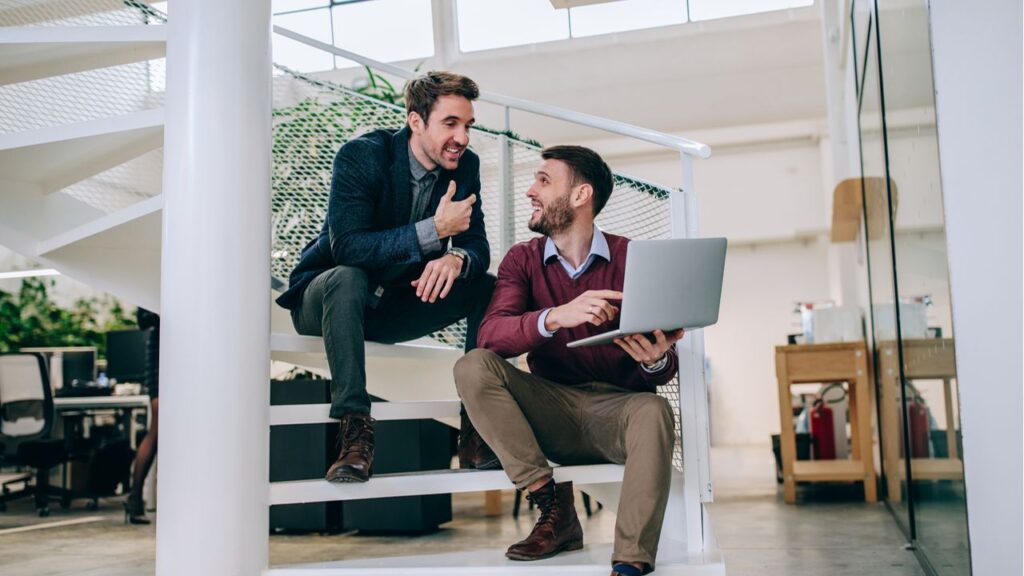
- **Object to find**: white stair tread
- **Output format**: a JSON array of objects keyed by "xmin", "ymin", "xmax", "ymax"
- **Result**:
[
  {"xmin": 271, "ymin": 400, "xmax": 460, "ymax": 426},
  {"xmin": 0, "ymin": 109, "xmax": 163, "ymax": 193},
  {"xmin": 0, "ymin": 107, "xmax": 163, "ymax": 151},
  {"xmin": 0, "ymin": 26, "xmax": 166, "ymax": 45},
  {"xmin": 269, "ymin": 465, "xmax": 625, "ymax": 505},
  {"xmin": 37, "ymin": 194, "xmax": 162, "ymax": 255},
  {"xmin": 0, "ymin": 26, "xmax": 166, "ymax": 86},
  {"xmin": 271, "ymin": 332, "xmax": 461, "ymax": 361},
  {"xmin": 264, "ymin": 542, "xmax": 725, "ymax": 575}
]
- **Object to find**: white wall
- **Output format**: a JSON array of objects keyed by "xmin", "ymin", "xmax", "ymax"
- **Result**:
[
  {"xmin": 929, "ymin": 1, "xmax": 1023, "ymax": 574},
  {"xmin": 605, "ymin": 129, "xmax": 835, "ymax": 445}
]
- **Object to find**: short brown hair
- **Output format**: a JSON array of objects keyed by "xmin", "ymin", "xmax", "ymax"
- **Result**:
[
  {"xmin": 541, "ymin": 145, "xmax": 614, "ymax": 216},
  {"xmin": 405, "ymin": 71, "xmax": 479, "ymax": 125}
]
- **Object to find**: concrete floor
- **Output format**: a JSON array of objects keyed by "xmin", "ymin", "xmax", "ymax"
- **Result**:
[{"xmin": 0, "ymin": 446, "xmax": 928, "ymax": 575}]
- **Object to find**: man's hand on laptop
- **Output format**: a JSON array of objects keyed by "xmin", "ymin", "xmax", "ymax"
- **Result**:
[
  {"xmin": 546, "ymin": 290, "xmax": 623, "ymax": 331},
  {"xmin": 411, "ymin": 253, "xmax": 465, "ymax": 303},
  {"xmin": 614, "ymin": 329, "xmax": 685, "ymax": 368}
]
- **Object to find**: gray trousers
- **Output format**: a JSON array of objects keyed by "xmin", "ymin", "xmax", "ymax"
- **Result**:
[
  {"xmin": 454, "ymin": 348, "xmax": 675, "ymax": 569},
  {"xmin": 292, "ymin": 265, "xmax": 495, "ymax": 417}
]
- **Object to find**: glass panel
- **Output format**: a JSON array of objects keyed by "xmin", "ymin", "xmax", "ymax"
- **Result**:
[
  {"xmin": 858, "ymin": 10, "xmax": 913, "ymax": 532},
  {"xmin": 457, "ymin": 0, "xmax": 569, "ymax": 52},
  {"xmin": 273, "ymin": 7, "xmax": 335, "ymax": 72},
  {"xmin": 332, "ymin": 0, "xmax": 434, "ymax": 66},
  {"xmin": 850, "ymin": 0, "xmax": 871, "ymax": 97},
  {"xmin": 876, "ymin": 0, "xmax": 971, "ymax": 572},
  {"xmin": 569, "ymin": 0, "xmax": 687, "ymax": 38},
  {"xmin": 273, "ymin": 0, "xmax": 330, "ymax": 14},
  {"xmin": 688, "ymin": 0, "xmax": 813, "ymax": 22}
]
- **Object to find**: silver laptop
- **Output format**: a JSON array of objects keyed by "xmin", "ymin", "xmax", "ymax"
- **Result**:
[{"xmin": 566, "ymin": 237, "xmax": 727, "ymax": 348}]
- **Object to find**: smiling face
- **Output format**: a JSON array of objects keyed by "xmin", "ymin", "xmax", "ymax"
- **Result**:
[
  {"xmin": 526, "ymin": 158, "xmax": 579, "ymax": 236},
  {"xmin": 408, "ymin": 94, "xmax": 475, "ymax": 171}
]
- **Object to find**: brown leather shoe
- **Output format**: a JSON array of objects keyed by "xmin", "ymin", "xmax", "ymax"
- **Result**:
[
  {"xmin": 458, "ymin": 410, "xmax": 501, "ymax": 470},
  {"xmin": 506, "ymin": 480, "xmax": 583, "ymax": 561},
  {"xmin": 325, "ymin": 413, "xmax": 374, "ymax": 483}
]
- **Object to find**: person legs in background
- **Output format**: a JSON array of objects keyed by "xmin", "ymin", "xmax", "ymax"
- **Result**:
[
  {"xmin": 125, "ymin": 307, "xmax": 159, "ymax": 524},
  {"xmin": 124, "ymin": 397, "xmax": 157, "ymax": 524}
]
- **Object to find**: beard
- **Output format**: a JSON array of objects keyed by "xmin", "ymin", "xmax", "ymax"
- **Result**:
[{"xmin": 528, "ymin": 193, "xmax": 575, "ymax": 236}]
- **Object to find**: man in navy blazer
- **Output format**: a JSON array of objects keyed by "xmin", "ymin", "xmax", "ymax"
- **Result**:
[{"xmin": 276, "ymin": 71, "xmax": 497, "ymax": 483}]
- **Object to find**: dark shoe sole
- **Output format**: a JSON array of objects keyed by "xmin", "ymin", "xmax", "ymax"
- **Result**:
[
  {"xmin": 459, "ymin": 455, "xmax": 503, "ymax": 470},
  {"xmin": 505, "ymin": 539, "xmax": 584, "ymax": 561},
  {"xmin": 325, "ymin": 468, "xmax": 372, "ymax": 483}
]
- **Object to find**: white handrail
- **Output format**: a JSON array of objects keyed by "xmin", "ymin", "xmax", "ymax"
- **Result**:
[{"xmin": 273, "ymin": 25, "xmax": 711, "ymax": 159}]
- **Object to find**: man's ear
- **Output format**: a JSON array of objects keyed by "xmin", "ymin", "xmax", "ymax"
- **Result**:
[
  {"xmin": 408, "ymin": 111, "xmax": 424, "ymax": 134},
  {"xmin": 573, "ymin": 183, "xmax": 594, "ymax": 210}
]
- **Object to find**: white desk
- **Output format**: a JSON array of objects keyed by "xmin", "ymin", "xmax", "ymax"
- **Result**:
[
  {"xmin": 54, "ymin": 394, "xmax": 150, "ymax": 411},
  {"xmin": 51, "ymin": 394, "xmax": 152, "ymax": 498}
]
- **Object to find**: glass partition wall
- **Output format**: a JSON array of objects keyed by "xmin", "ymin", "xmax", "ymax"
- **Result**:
[{"xmin": 852, "ymin": 1, "xmax": 971, "ymax": 574}]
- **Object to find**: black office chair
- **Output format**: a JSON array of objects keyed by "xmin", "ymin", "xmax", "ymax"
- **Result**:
[{"xmin": 0, "ymin": 352, "xmax": 82, "ymax": 516}]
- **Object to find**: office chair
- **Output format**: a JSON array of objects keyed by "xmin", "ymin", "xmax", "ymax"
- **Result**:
[{"xmin": 0, "ymin": 353, "xmax": 84, "ymax": 516}]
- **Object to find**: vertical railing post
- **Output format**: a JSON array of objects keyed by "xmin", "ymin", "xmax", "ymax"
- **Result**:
[
  {"xmin": 671, "ymin": 151, "xmax": 712, "ymax": 553},
  {"xmin": 158, "ymin": 1, "xmax": 271, "ymax": 574},
  {"xmin": 497, "ymin": 106, "xmax": 516, "ymax": 256}
]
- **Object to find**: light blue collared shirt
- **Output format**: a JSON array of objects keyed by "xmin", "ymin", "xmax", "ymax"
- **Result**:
[{"xmin": 537, "ymin": 225, "xmax": 610, "ymax": 337}]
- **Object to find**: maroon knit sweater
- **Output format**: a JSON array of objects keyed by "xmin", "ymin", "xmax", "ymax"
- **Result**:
[{"xmin": 477, "ymin": 232, "xmax": 678, "ymax": 392}]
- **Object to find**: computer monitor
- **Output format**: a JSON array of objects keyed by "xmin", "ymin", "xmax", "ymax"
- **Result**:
[
  {"xmin": 19, "ymin": 346, "xmax": 97, "ymax": 389},
  {"xmin": 106, "ymin": 329, "xmax": 151, "ymax": 383}
]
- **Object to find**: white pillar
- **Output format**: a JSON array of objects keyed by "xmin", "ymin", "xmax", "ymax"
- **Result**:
[
  {"xmin": 929, "ymin": 2, "xmax": 1022, "ymax": 574},
  {"xmin": 157, "ymin": 1, "xmax": 271, "ymax": 575}
]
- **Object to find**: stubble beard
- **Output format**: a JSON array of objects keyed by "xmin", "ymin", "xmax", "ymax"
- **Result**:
[{"xmin": 528, "ymin": 193, "xmax": 575, "ymax": 237}]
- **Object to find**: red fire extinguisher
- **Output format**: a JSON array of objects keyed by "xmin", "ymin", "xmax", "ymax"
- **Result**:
[
  {"xmin": 810, "ymin": 398, "xmax": 836, "ymax": 460},
  {"xmin": 906, "ymin": 395, "xmax": 931, "ymax": 458}
]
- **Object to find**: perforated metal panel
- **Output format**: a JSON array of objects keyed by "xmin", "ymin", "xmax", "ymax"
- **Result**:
[{"xmin": 0, "ymin": 0, "xmax": 163, "ymax": 27}]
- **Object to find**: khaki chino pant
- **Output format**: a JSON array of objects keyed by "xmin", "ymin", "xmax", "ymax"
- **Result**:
[{"xmin": 454, "ymin": 348, "xmax": 675, "ymax": 569}]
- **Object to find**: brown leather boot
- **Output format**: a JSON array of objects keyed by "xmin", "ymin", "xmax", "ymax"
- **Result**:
[
  {"xmin": 506, "ymin": 480, "xmax": 584, "ymax": 561},
  {"xmin": 458, "ymin": 409, "xmax": 501, "ymax": 470},
  {"xmin": 325, "ymin": 413, "xmax": 374, "ymax": 483}
]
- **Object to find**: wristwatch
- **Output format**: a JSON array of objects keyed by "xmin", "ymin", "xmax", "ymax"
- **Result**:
[{"xmin": 446, "ymin": 246, "xmax": 470, "ymax": 277}]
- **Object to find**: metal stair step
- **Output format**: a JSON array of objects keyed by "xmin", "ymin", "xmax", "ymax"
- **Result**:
[
  {"xmin": 262, "ymin": 542, "xmax": 724, "ymax": 575},
  {"xmin": 0, "ymin": 26, "xmax": 165, "ymax": 86},
  {"xmin": 271, "ymin": 399, "xmax": 460, "ymax": 426},
  {"xmin": 269, "ymin": 464, "xmax": 625, "ymax": 506},
  {"xmin": 271, "ymin": 332, "xmax": 461, "ymax": 361},
  {"xmin": 36, "ymin": 194, "xmax": 162, "ymax": 255},
  {"xmin": 0, "ymin": 108, "xmax": 164, "ymax": 188}
]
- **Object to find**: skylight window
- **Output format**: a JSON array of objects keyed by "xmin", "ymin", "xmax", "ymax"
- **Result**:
[
  {"xmin": 271, "ymin": 0, "xmax": 434, "ymax": 72},
  {"xmin": 457, "ymin": 0, "xmax": 815, "ymax": 53},
  {"xmin": 687, "ymin": 0, "xmax": 814, "ymax": 22},
  {"xmin": 569, "ymin": 0, "xmax": 687, "ymax": 38}
]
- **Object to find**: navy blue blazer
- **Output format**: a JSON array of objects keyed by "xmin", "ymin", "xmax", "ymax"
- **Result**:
[{"xmin": 276, "ymin": 127, "xmax": 490, "ymax": 310}]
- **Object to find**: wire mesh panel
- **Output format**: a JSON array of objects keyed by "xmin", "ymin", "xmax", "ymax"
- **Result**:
[
  {"xmin": 61, "ymin": 146, "xmax": 163, "ymax": 213},
  {"xmin": 0, "ymin": 0, "xmax": 162, "ymax": 27},
  {"xmin": 0, "ymin": 59, "xmax": 164, "ymax": 134}
]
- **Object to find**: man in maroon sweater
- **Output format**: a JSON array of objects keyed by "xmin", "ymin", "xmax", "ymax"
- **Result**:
[{"xmin": 454, "ymin": 145, "xmax": 684, "ymax": 576}]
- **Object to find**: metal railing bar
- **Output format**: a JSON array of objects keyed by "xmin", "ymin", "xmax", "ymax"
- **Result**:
[{"xmin": 273, "ymin": 25, "xmax": 711, "ymax": 159}]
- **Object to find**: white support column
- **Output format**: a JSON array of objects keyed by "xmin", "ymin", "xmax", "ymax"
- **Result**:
[
  {"xmin": 672, "ymin": 152, "xmax": 711, "ymax": 553},
  {"xmin": 930, "ymin": 2, "xmax": 1022, "ymax": 574},
  {"xmin": 157, "ymin": 2, "xmax": 271, "ymax": 575}
]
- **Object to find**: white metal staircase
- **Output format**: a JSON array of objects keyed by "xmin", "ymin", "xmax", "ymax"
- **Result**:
[{"xmin": 0, "ymin": 2, "xmax": 723, "ymax": 574}]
